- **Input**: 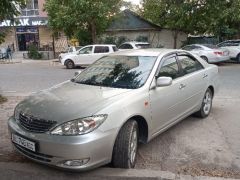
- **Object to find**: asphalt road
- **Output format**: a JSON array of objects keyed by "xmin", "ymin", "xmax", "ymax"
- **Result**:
[
  {"xmin": 0, "ymin": 61, "xmax": 76, "ymax": 95},
  {"xmin": 0, "ymin": 61, "xmax": 240, "ymax": 178}
]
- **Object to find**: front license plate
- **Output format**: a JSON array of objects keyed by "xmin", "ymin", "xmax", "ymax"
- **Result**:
[{"xmin": 12, "ymin": 134, "xmax": 36, "ymax": 152}]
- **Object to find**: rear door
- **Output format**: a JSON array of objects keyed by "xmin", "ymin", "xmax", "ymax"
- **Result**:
[
  {"xmin": 91, "ymin": 46, "xmax": 110, "ymax": 64},
  {"xmin": 176, "ymin": 53, "xmax": 208, "ymax": 112}
]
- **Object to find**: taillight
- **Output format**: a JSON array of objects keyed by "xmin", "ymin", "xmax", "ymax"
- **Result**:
[{"xmin": 214, "ymin": 51, "xmax": 223, "ymax": 55}]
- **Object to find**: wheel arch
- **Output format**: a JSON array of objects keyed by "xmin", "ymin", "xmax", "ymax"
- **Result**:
[
  {"xmin": 64, "ymin": 59, "xmax": 74, "ymax": 65},
  {"xmin": 115, "ymin": 115, "xmax": 149, "ymax": 144},
  {"xmin": 208, "ymin": 85, "xmax": 214, "ymax": 97}
]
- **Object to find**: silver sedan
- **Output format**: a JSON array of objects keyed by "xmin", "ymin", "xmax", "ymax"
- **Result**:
[
  {"xmin": 8, "ymin": 49, "xmax": 219, "ymax": 171},
  {"xmin": 182, "ymin": 44, "xmax": 230, "ymax": 63}
]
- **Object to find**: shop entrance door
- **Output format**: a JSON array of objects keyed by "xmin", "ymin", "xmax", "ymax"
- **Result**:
[{"xmin": 16, "ymin": 27, "xmax": 39, "ymax": 51}]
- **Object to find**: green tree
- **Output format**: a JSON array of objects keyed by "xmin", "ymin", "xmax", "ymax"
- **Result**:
[
  {"xmin": 44, "ymin": 0, "xmax": 124, "ymax": 44},
  {"xmin": 0, "ymin": 0, "xmax": 25, "ymax": 43},
  {"xmin": 142, "ymin": 0, "xmax": 240, "ymax": 47}
]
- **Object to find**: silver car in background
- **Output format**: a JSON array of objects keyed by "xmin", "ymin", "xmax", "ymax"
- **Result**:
[
  {"xmin": 182, "ymin": 44, "xmax": 230, "ymax": 63},
  {"xmin": 8, "ymin": 49, "xmax": 219, "ymax": 171}
]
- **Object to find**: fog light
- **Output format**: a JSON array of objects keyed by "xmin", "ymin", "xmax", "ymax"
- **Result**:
[{"xmin": 63, "ymin": 158, "xmax": 89, "ymax": 167}]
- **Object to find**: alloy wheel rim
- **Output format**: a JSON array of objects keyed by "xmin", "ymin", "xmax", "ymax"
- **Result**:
[
  {"xmin": 130, "ymin": 129, "xmax": 137, "ymax": 164},
  {"xmin": 203, "ymin": 91, "xmax": 212, "ymax": 115}
]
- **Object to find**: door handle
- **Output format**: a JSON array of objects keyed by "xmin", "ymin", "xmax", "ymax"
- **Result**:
[
  {"xmin": 203, "ymin": 74, "xmax": 208, "ymax": 78},
  {"xmin": 179, "ymin": 84, "xmax": 186, "ymax": 89}
]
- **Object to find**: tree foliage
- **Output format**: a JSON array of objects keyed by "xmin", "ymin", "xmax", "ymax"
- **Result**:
[
  {"xmin": 44, "ymin": 0, "xmax": 124, "ymax": 44},
  {"xmin": 142, "ymin": 0, "xmax": 240, "ymax": 46},
  {"xmin": 0, "ymin": 0, "xmax": 25, "ymax": 44}
]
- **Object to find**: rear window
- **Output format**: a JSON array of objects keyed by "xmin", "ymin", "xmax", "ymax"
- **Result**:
[
  {"xmin": 136, "ymin": 44, "xmax": 150, "ymax": 49},
  {"xmin": 94, "ymin": 46, "xmax": 109, "ymax": 53}
]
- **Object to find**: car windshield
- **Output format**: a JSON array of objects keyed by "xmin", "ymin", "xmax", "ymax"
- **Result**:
[{"xmin": 74, "ymin": 55, "xmax": 157, "ymax": 89}]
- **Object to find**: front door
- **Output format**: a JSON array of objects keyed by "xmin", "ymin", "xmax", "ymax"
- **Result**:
[{"xmin": 149, "ymin": 54, "xmax": 187, "ymax": 135}]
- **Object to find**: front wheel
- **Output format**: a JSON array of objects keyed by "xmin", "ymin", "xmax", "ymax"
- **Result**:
[
  {"xmin": 194, "ymin": 88, "xmax": 213, "ymax": 118},
  {"xmin": 112, "ymin": 120, "xmax": 138, "ymax": 168},
  {"xmin": 65, "ymin": 60, "xmax": 75, "ymax": 69}
]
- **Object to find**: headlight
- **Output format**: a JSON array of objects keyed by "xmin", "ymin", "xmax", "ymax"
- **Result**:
[
  {"xmin": 50, "ymin": 114, "xmax": 107, "ymax": 136},
  {"xmin": 14, "ymin": 106, "xmax": 21, "ymax": 121}
]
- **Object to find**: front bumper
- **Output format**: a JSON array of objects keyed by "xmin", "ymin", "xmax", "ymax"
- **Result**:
[{"xmin": 8, "ymin": 116, "xmax": 117, "ymax": 170}]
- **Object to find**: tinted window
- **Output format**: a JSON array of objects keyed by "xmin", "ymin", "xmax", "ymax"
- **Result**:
[
  {"xmin": 74, "ymin": 56, "xmax": 157, "ymax": 89},
  {"xmin": 79, "ymin": 46, "xmax": 93, "ymax": 54},
  {"xmin": 158, "ymin": 56, "xmax": 180, "ymax": 79},
  {"xmin": 119, "ymin": 44, "xmax": 133, "ymax": 49},
  {"xmin": 135, "ymin": 44, "xmax": 150, "ymax": 49},
  {"xmin": 94, "ymin": 46, "xmax": 109, "ymax": 53},
  {"xmin": 178, "ymin": 55, "xmax": 203, "ymax": 74}
]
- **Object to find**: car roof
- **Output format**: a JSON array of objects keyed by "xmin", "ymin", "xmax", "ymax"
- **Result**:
[
  {"xmin": 109, "ymin": 48, "xmax": 184, "ymax": 56},
  {"xmin": 123, "ymin": 41, "xmax": 150, "ymax": 45}
]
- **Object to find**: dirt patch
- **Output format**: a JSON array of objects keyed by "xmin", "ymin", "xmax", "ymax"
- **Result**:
[
  {"xmin": 178, "ymin": 164, "xmax": 240, "ymax": 179},
  {"xmin": 0, "ymin": 95, "xmax": 7, "ymax": 104}
]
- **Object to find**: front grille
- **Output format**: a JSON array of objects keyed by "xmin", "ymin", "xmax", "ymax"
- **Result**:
[
  {"xmin": 19, "ymin": 113, "xmax": 57, "ymax": 133},
  {"xmin": 15, "ymin": 144, "xmax": 53, "ymax": 162}
]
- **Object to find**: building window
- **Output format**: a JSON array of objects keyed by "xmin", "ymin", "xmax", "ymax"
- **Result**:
[{"xmin": 21, "ymin": 0, "xmax": 39, "ymax": 17}]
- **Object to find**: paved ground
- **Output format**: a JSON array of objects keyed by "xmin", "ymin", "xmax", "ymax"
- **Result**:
[{"xmin": 0, "ymin": 61, "xmax": 240, "ymax": 179}]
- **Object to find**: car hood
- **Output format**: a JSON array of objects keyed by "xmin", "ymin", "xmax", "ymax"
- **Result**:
[{"xmin": 17, "ymin": 81, "xmax": 132, "ymax": 124}]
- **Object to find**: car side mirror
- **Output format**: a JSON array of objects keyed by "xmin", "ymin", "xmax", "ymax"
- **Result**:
[
  {"xmin": 156, "ymin": 76, "xmax": 172, "ymax": 87},
  {"xmin": 74, "ymin": 70, "xmax": 82, "ymax": 77}
]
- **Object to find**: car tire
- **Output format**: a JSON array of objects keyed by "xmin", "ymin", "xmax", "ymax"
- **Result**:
[
  {"xmin": 65, "ymin": 60, "xmax": 75, "ymax": 69},
  {"xmin": 194, "ymin": 88, "xmax": 213, "ymax": 118},
  {"xmin": 112, "ymin": 120, "xmax": 138, "ymax": 169},
  {"xmin": 236, "ymin": 54, "xmax": 240, "ymax": 63},
  {"xmin": 201, "ymin": 56, "xmax": 208, "ymax": 63}
]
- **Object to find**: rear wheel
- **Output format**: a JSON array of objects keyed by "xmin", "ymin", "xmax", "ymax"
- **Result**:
[
  {"xmin": 65, "ymin": 60, "xmax": 75, "ymax": 69},
  {"xmin": 112, "ymin": 120, "xmax": 138, "ymax": 168},
  {"xmin": 194, "ymin": 88, "xmax": 213, "ymax": 118},
  {"xmin": 201, "ymin": 56, "xmax": 208, "ymax": 63}
]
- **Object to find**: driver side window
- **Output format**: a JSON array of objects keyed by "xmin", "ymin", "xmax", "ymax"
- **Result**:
[
  {"xmin": 158, "ymin": 56, "xmax": 180, "ymax": 79},
  {"xmin": 79, "ymin": 46, "xmax": 93, "ymax": 54}
]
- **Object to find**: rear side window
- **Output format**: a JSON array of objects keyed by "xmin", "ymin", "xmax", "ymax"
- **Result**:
[
  {"xmin": 94, "ymin": 46, "xmax": 109, "ymax": 53},
  {"xmin": 178, "ymin": 55, "xmax": 203, "ymax": 74},
  {"xmin": 119, "ymin": 44, "xmax": 133, "ymax": 49},
  {"xmin": 158, "ymin": 56, "xmax": 180, "ymax": 79}
]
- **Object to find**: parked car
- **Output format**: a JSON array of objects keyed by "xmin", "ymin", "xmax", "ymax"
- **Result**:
[
  {"xmin": 9, "ymin": 49, "xmax": 219, "ymax": 171},
  {"xmin": 58, "ymin": 46, "xmax": 82, "ymax": 62},
  {"xmin": 118, "ymin": 41, "xmax": 150, "ymax": 50},
  {"xmin": 181, "ymin": 44, "xmax": 230, "ymax": 63},
  {"xmin": 0, "ymin": 48, "xmax": 7, "ymax": 59},
  {"xmin": 61, "ymin": 44, "xmax": 118, "ymax": 69},
  {"xmin": 217, "ymin": 40, "xmax": 240, "ymax": 62}
]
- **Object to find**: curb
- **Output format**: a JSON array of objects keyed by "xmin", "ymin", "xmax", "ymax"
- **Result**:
[{"xmin": 0, "ymin": 162, "xmax": 238, "ymax": 180}]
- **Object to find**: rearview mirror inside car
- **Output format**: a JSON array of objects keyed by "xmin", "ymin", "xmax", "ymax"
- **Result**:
[{"xmin": 156, "ymin": 76, "xmax": 173, "ymax": 87}]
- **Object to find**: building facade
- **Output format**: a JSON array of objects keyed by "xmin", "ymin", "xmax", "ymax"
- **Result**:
[
  {"xmin": 0, "ymin": 0, "xmax": 67, "ymax": 53},
  {"xmin": 102, "ymin": 10, "xmax": 188, "ymax": 49}
]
